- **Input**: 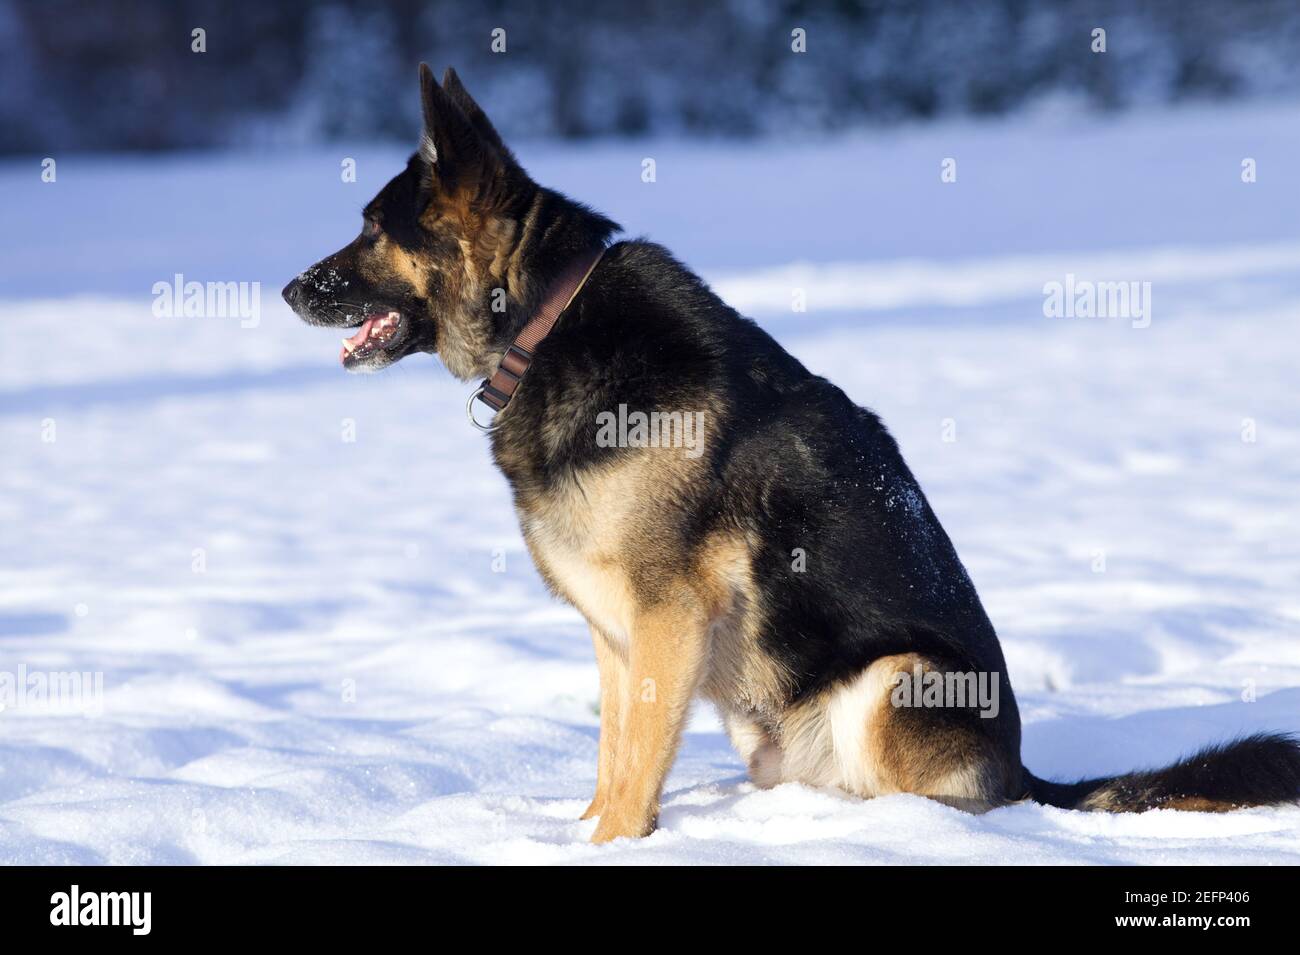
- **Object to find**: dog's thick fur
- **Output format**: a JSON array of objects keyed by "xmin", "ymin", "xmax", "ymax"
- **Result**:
[{"xmin": 284, "ymin": 65, "xmax": 1300, "ymax": 842}]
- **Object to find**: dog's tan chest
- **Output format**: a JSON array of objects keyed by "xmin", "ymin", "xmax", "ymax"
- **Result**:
[
  {"xmin": 515, "ymin": 467, "xmax": 645, "ymax": 645},
  {"xmin": 528, "ymin": 531, "xmax": 638, "ymax": 645},
  {"xmin": 514, "ymin": 457, "xmax": 788, "ymax": 717}
]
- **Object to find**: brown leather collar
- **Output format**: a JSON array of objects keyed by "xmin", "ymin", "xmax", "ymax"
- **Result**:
[{"xmin": 468, "ymin": 246, "xmax": 605, "ymax": 426}]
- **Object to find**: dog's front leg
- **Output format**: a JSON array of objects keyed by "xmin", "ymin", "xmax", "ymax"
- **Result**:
[
  {"xmin": 581, "ymin": 624, "xmax": 628, "ymax": 820},
  {"xmin": 591, "ymin": 603, "xmax": 707, "ymax": 843}
]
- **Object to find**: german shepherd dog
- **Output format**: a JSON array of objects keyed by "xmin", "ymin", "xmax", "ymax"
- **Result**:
[{"xmin": 283, "ymin": 65, "xmax": 1300, "ymax": 842}]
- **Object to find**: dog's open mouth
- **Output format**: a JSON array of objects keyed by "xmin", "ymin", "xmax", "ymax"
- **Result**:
[{"xmin": 340, "ymin": 311, "xmax": 404, "ymax": 368}]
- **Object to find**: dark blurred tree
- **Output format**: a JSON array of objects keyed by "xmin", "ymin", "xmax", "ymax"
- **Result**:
[{"xmin": 3, "ymin": 0, "xmax": 1299, "ymax": 153}]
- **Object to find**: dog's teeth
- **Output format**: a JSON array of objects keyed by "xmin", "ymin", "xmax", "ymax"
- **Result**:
[
  {"xmin": 387, "ymin": 311, "xmax": 399, "ymax": 320},
  {"xmin": 342, "ymin": 338, "xmax": 356, "ymax": 353}
]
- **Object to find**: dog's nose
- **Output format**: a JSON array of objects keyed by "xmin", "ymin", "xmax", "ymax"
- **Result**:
[{"xmin": 282, "ymin": 278, "xmax": 303, "ymax": 308}]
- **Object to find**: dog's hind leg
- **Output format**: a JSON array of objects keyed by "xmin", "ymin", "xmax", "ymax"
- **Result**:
[
  {"xmin": 591, "ymin": 602, "xmax": 708, "ymax": 843},
  {"xmin": 830, "ymin": 653, "xmax": 1014, "ymax": 811},
  {"xmin": 582, "ymin": 624, "xmax": 629, "ymax": 820}
]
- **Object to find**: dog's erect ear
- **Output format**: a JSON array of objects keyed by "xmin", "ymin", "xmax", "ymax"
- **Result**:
[
  {"xmin": 418, "ymin": 62, "xmax": 508, "ymax": 198},
  {"xmin": 441, "ymin": 67, "xmax": 508, "ymax": 153},
  {"xmin": 418, "ymin": 62, "xmax": 440, "ymax": 166}
]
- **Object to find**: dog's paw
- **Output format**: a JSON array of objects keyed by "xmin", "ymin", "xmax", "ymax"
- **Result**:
[{"xmin": 590, "ymin": 810, "xmax": 655, "ymax": 844}]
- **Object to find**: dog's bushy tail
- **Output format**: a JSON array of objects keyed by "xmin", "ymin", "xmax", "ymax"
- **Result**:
[{"xmin": 1024, "ymin": 732, "xmax": 1300, "ymax": 812}]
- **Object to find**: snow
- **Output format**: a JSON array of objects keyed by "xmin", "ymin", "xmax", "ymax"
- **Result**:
[{"xmin": 3, "ymin": 101, "xmax": 1300, "ymax": 865}]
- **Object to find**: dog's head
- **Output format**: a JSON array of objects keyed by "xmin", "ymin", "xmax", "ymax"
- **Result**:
[{"xmin": 283, "ymin": 65, "xmax": 580, "ymax": 379}]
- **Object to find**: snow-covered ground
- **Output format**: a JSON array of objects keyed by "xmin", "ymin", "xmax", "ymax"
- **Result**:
[{"xmin": 2, "ymin": 102, "xmax": 1299, "ymax": 864}]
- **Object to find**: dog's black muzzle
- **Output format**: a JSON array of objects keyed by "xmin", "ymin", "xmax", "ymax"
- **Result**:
[{"xmin": 281, "ymin": 275, "xmax": 353, "ymax": 328}]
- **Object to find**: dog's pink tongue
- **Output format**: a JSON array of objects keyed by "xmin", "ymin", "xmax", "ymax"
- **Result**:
[{"xmin": 339, "ymin": 317, "xmax": 376, "ymax": 363}]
